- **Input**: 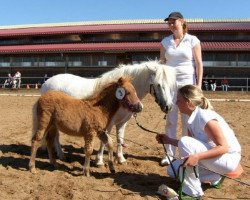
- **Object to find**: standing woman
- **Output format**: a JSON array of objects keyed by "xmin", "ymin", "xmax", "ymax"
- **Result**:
[{"xmin": 160, "ymin": 12, "xmax": 203, "ymax": 165}]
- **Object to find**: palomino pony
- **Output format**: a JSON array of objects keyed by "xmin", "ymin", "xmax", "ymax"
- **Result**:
[
  {"xmin": 29, "ymin": 77, "xmax": 143, "ymax": 177},
  {"xmin": 41, "ymin": 60, "xmax": 176, "ymax": 165}
]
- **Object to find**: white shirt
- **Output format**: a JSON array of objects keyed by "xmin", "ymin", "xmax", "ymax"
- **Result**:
[
  {"xmin": 187, "ymin": 107, "xmax": 241, "ymax": 153},
  {"xmin": 161, "ymin": 33, "xmax": 200, "ymax": 85}
]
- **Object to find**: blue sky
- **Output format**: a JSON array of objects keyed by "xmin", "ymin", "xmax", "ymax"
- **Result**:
[{"xmin": 1, "ymin": 0, "xmax": 249, "ymax": 26}]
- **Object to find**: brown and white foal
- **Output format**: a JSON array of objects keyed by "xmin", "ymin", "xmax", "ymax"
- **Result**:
[{"xmin": 29, "ymin": 77, "xmax": 142, "ymax": 177}]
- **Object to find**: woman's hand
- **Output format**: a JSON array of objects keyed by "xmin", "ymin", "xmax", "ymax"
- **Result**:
[
  {"xmin": 183, "ymin": 154, "xmax": 199, "ymax": 167},
  {"xmin": 156, "ymin": 133, "xmax": 171, "ymax": 144},
  {"xmin": 156, "ymin": 133, "xmax": 179, "ymax": 146}
]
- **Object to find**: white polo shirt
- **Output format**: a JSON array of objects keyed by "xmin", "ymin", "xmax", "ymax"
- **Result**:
[
  {"xmin": 161, "ymin": 33, "xmax": 200, "ymax": 85},
  {"xmin": 187, "ymin": 107, "xmax": 241, "ymax": 154}
]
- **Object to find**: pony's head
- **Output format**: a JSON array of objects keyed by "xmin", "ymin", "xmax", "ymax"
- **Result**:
[
  {"xmin": 115, "ymin": 77, "xmax": 143, "ymax": 113},
  {"xmin": 145, "ymin": 61, "xmax": 176, "ymax": 113}
]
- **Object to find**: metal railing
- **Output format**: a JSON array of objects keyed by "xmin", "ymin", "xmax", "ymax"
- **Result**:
[
  {"xmin": 203, "ymin": 77, "xmax": 249, "ymax": 91},
  {"xmin": 0, "ymin": 76, "xmax": 249, "ymax": 91}
]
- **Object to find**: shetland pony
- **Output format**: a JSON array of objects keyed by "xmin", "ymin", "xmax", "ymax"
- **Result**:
[
  {"xmin": 29, "ymin": 77, "xmax": 143, "ymax": 177},
  {"xmin": 41, "ymin": 60, "xmax": 176, "ymax": 165}
]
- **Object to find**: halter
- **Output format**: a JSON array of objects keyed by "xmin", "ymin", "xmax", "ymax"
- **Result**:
[
  {"xmin": 121, "ymin": 96, "xmax": 141, "ymax": 112},
  {"xmin": 150, "ymin": 84, "xmax": 161, "ymax": 105}
]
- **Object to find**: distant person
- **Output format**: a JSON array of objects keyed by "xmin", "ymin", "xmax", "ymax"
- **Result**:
[
  {"xmin": 209, "ymin": 75, "xmax": 216, "ymax": 91},
  {"xmin": 202, "ymin": 74, "xmax": 209, "ymax": 91},
  {"xmin": 159, "ymin": 11, "xmax": 203, "ymax": 165},
  {"xmin": 221, "ymin": 77, "xmax": 229, "ymax": 91},
  {"xmin": 13, "ymin": 71, "xmax": 21, "ymax": 89},
  {"xmin": 2, "ymin": 73, "xmax": 13, "ymax": 88},
  {"xmin": 43, "ymin": 74, "xmax": 48, "ymax": 84}
]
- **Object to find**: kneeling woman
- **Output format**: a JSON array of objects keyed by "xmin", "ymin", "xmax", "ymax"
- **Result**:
[{"xmin": 156, "ymin": 85, "xmax": 241, "ymax": 198}]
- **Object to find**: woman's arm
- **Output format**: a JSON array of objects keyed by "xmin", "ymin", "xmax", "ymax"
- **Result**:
[
  {"xmin": 156, "ymin": 133, "xmax": 179, "ymax": 147},
  {"xmin": 159, "ymin": 44, "xmax": 167, "ymax": 64},
  {"xmin": 193, "ymin": 43, "xmax": 203, "ymax": 89},
  {"xmin": 184, "ymin": 119, "xmax": 229, "ymax": 167}
]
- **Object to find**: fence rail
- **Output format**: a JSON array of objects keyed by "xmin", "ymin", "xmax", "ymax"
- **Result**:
[
  {"xmin": 0, "ymin": 76, "xmax": 249, "ymax": 91},
  {"xmin": 203, "ymin": 77, "xmax": 249, "ymax": 91}
]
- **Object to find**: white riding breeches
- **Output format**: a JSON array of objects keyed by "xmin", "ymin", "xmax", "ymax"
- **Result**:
[
  {"xmin": 164, "ymin": 89, "xmax": 189, "ymax": 157},
  {"xmin": 167, "ymin": 136, "xmax": 241, "ymax": 197}
]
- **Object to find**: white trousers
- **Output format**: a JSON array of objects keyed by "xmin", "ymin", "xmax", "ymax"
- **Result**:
[
  {"xmin": 164, "ymin": 84, "xmax": 189, "ymax": 157},
  {"xmin": 167, "ymin": 136, "xmax": 241, "ymax": 197}
]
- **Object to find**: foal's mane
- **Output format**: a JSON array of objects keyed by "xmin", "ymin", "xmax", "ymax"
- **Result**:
[{"xmin": 84, "ymin": 77, "xmax": 131, "ymax": 103}]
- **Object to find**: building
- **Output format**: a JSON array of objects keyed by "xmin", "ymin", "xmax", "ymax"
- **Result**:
[{"xmin": 0, "ymin": 19, "xmax": 249, "ymax": 87}]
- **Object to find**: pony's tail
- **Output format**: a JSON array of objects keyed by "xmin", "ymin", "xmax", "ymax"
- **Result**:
[
  {"xmin": 32, "ymin": 101, "xmax": 38, "ymax": 140},
  {"xmin": 32, "ymin": 101, "xmax": 47, "ymax": 148}
]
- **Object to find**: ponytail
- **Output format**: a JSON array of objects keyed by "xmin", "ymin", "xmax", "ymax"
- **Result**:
[
  {"xmin": 182, "ymin": 20, "xmax": 188, "ymax": 34},
  {"xmin": 201, "ymin": 97, "xmax": 213, "ymax": 110},
  {"xmin": 179, "ymin": 85, "xmax": 213, "ymax": 110}
]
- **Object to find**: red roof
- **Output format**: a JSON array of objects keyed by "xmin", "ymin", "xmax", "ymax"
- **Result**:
[
  {"xmin": 0, "ymin": 22, "xmax": 249, "ymax": 37},
  {"xmin": 188, "ymin": 22, "xmax": 250, "ymax": 31},
  {"xmin": 202, "ymin": 42, "xmax": 250, "ymax": 51},
  {"xmin": 0, "ymin": 42, "xmax": 249, "ymax": 53}
]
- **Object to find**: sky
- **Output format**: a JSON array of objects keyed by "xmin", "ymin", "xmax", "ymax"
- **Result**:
[{"xmin": 1, "ymin": 0, "xmax": 249, "ymax": 26}]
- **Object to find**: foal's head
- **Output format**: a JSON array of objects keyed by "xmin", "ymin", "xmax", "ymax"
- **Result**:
[{"xmin": 115, "ymin": 77, "xmax": 143, "ymax": 113}]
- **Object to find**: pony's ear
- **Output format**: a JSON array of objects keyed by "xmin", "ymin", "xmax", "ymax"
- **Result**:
[
  {"xmin": 146, "ymin": 64, "xmax": 157, "ymax": 74},
  {"xmin": 117, "ymin": 77, "xmax": 125, "ymax": 86},
  {"xmin": 117, "ymin": 76, "xmax": 133, "ymax": 86}
]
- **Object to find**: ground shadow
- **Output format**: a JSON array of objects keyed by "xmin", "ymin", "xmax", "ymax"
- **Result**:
[
  {"xmin": 0, "ymin": 143, "xmax": 216, "ymax": 199},
  {"xmin": 92, "ymin": 171, "xmax": 180, "ymax": 199}
]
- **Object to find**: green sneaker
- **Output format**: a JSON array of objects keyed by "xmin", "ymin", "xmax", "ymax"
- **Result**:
[
  {"xmin": 179, "ymin": 192, "xmax": 201, "ymax": 200},
  {"xmin": 211, "ymin": 177, "xmax": 225, "ymax": 189}
]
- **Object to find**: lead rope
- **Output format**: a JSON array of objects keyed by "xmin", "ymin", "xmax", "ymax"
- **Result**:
[
  {"xmin": 178, "ymin": 165, "xmax": 200, "ymax": 199},
  {"xmin": 133, "ymin": 113, "xmax": 177, "ymax": 179},
  {"xmin": 132, "ymin": 114, "xmax": 250, "ymax": 189}
]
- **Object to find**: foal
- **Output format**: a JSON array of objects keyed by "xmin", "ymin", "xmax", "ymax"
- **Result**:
[{"xmin": 29, "ymin": 77, "xmax": 143, "ymax": 177}]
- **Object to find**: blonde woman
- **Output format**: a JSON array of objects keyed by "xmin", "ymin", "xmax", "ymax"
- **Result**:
[
  {"xmin": 156, "ymin": 85, "xmax": 241, "ymax": 198},
  {"xmin": 160, "ymin": 12, "xmax": 203, "ymax": 165}
]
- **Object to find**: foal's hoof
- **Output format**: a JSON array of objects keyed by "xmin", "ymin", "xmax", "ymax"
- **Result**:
[
  {"xmin": 83, "ymin": 170, "xmax": 91, "ymax": 177},
  {"xmin": 30, "ymin": 167, "xmax": 37, "ymax": 174},
  {"xmin": 108, "ymin": 162, "xmax": 115, "ymax": 174}
]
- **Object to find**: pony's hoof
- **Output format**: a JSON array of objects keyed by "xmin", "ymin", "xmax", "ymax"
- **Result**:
[
  {"xmin": 95, "ymin": 160, "xmax": 105, "ymax": 167},
  {"xmin": 58, "ymin": 155, "xmax": 65, "ymax": 160},
  {"xmin": 30, "ymin": 167, "xmax": 37, "ymax": 174},
  {"xmin": 83, "ymin": 170, "xmax": 91, "ymax": 177},
  {"xmin": 117, "ymin": 157, "xmax": 127, "ymax": 164}
]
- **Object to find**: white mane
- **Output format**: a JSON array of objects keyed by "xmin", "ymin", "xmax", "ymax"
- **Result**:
[{"xmin": 96, "ymin": 60, "xmax": 176, "ymax": 98}]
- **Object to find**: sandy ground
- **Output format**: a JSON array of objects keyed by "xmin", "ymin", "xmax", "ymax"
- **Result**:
[{"xmin": 0, "ymin": 89, "xmax": 249, "ymax": 200}]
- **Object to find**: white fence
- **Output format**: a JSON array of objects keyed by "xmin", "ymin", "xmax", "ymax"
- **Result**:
[{"xmin": 0, "ymin": 76, "xmax": 249, "ymax": 91}]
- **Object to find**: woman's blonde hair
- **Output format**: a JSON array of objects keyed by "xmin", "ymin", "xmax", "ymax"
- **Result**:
[
  {"xmin": 182, "ymin": 20, "xmax": 188, "ymax": 34},
  {"xmin": 178, "ymin": 85, "xmax": 213, "ymax": 110}
]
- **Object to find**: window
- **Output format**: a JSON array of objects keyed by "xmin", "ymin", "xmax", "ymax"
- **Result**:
[
  {"xmin": 92, "ymin": 55, "xmax": 116, "ymax": 67},
  {"xmin": 39, "ymin": 56, "xmax": 64, "ymax": 67}
]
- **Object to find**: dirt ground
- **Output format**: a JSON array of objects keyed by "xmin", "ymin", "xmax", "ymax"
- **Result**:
[{"xmin": 0, "ymin": 89, "xmax": 249, "ymax": 200}]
